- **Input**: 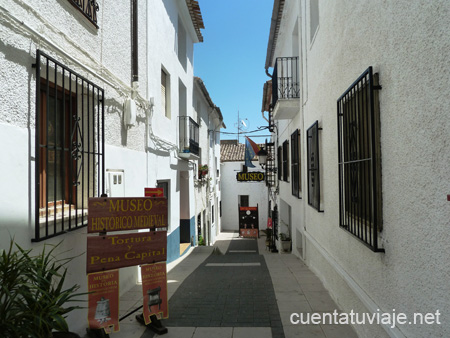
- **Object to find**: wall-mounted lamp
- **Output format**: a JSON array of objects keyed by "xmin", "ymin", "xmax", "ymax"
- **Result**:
[{"xmin": 257, "ymin": 147, "xmax": 268, "ymax": 168}]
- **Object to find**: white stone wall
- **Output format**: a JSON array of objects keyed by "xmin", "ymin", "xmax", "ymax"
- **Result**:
[
  {"xmin": 269, "ymin": 1, "xmax": 450, "ymax": 337},
  {"xmin": 0, "ymin": 0, "xmax": 203, "ymax": 334},
  {"xmin": 221, "ymin": 161, "xmax": 269, "ymax": 232}
]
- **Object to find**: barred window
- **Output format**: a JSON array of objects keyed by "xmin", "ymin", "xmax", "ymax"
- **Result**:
[
  {"xmin": 282, "ymin": 140, "xmax": 289, "ymax": 182},
  {"xmin": 307, "ymin": 121, "xmax": 322, "ymax": 212},
  {"xmin": 67, "ymin": 0, "xmax": 99, "ymax": 28},
  {"xmin": 161, "ymin": 68, "xmax": 171, "ymax": 118},
  {"xmin": 291, "ymin": 129, "xmax": 301, "ymax": 198},
  {"xmin": 277, "ymin": 146, "xmax": 282, "ymax": 181},
  {"xmin": 34, "ymin": 50, "xmax": 105, "ymax": 242},
  {"xmin": 337, "ymin": 67, "xmax": 383, "ymax": 252}
]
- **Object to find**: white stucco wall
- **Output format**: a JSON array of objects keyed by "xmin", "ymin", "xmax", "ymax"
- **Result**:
[
  {"xmin": 268, "ymin": 1, "xmax": 450, "ymax": 337},
  {"xmin": 221, "ymin": 161, "xmax": 269, "ymax": 232},
  {"xmin": 0, "ymin": 0, "xmax": 204, "ymax": 335},
  {"xmin": 191, "ymin": 78, "xmax": 223, "ymax": 246}
]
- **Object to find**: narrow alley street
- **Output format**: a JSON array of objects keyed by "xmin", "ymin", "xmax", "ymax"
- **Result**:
[{"xmin": 110, "ymin": 232, "xmax": 358, "ymax": 338}]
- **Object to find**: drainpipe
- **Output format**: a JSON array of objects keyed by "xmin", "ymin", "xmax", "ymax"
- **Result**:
[{"xmin": 132, "ymin": 0, "xmax": 138, "ymax": 85}]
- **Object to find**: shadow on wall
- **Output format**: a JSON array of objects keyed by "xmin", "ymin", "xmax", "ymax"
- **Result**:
[{"xmin": 104, "ymin": 97, "xmax": 127, "ymax": 146}]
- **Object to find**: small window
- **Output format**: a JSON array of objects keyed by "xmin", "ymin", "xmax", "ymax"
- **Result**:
[
  {"xmin": 239, "ymin": 195, "xmax": 249, "ymax": 207},
  {"xmin": 337, "ymin": 67, "xmax": 383, "ymax": 251},
  {"xmin": 211, "ymin": 205, "xmax": 215, "ymax": 224},
  {"xmin": 291, "ymin": 129, "xmax": 301, "ymax": 198},
  {"xmin": 282, "ymin": 140, "xmax": 289, "ymax": 182},
  {"xmin": 307, "ymin": 121, "xmax": 322, "ymax": 212},
  {"xmin": 277, "ymin": 146, "xmax": 282, "ymax": 181},
  {"xmin": 177, "ymin": 16, "xmax": 187, "ymax": 71},
  {"xmin": 310, "ymin": 0, "xmax": 319, "ymax": 43},
  {"xmin": 161, "ymin": 68, "xmax": 170, "ymax": 118}
]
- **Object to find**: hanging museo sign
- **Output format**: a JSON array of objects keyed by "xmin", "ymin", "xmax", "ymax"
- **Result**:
[{"xmin": 236, "ymin": 171, "xmax": 265, "ymax": 182}]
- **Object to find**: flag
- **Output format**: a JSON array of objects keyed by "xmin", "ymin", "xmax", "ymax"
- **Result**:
[{"xmin": 244, "ymin": 136, "xmax": 260, "ymax": 168}]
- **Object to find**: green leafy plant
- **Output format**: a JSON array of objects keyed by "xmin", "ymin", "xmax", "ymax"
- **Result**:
[
  {"xmin": 0, "ymin": 241, "xmax": 32, "ymax": 337},
  {"xmin": 198, "ymin": 235, "xmax": 205, "ymax": 246},
  {"xmin": 0, "ymin": 240, "xmax": 85, "ymax": 338},
  {"xmin": 280, "ymin": 220, "xmax": 291, "ymax": 241}
]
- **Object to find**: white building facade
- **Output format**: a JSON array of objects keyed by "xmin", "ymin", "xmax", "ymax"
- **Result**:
[
  {"xmin": 0, "ymin": 0, "xmax": 213, "ymax": 334},
  {"xmin": 193, "ymin": 77, "xmax": 225, "ymax": 246},
  {"xmin": 262, "ymin": 1, "xmax": 450, "ymax": 337},
  {"xmin": 220, "ymin": 140, "xmax": 269, "ymax": 234}
]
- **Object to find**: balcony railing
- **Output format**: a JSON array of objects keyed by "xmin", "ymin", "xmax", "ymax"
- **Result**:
[
  {"xmin": 272, "ymin": 56, "xmax": 300, "ymax": 108},
  {"xmin": 67, "ymin": 0, "xmax": 99, "ymax": 28},
  {"xmin": 179, "ymin": 116, "xmax": 199, "ymax": 157}
]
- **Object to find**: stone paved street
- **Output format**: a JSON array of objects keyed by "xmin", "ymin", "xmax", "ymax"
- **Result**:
[
  {"xmin": 111, "ymin": 232, "xmax": 358, "ymax": 338},
  {"xmin": 159, "ymin": 238, "xmax": 284, "ymax": 337}
]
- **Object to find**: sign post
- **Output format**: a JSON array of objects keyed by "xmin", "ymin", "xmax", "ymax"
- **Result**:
[
  {"xmin": 86, "ymin": 232, "xmax": 167, "ymax": 274},
  {"xmin": 145, "ymin": 188, "xmax": 165, "ymax": 198},
  {"xmin": 86, "ymin": 196, "xmax": 169, "ymax": 335}
]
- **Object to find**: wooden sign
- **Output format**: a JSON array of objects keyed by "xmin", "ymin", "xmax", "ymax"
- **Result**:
[
  {"xmin": 236, "ymin": 171, "xmax": 265, "ymax": 182},
  {"xmin": 239, "ymin": 205, "xmax": 259, "ymax": 238},
  {"xmin": 88, "ymin": 197, "xmax": 168, "ymax": 233},
  {"xmin": 145, "ymin": 188, "xmax": 164, "ymax": 197},
  {"xmin": 87, "ymin": 270, "xmax": 120, "ymax": 333},
  {"xmin": 86, "ymin": 231, "xmax": 167, "ymax": 274},
  {"xmin": 141, "ymin": 263, "xmax": 169, "ymax": 324}
]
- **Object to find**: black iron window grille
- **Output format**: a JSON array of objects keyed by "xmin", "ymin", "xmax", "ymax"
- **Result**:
[
  {"xmin": 277, "ymin": 146, "xmax": 282, "ymax": 181},
  {"xmin": 67, "ymin": 0, "xmax": 100, "ymax": 28},
  {"xmin": 337, "ymin": 67, "xmax": 383, "ymax": 252},
  {"xmin": 282, "ymin": 140, "xmax": 289, "ymax": 182},
  {"xmin": 268, "ymin": 105, "xmax": 275, "ymax": 132},
  {"xmin": 272, "ymin": 57, "xmax": 300, "ymax": 108},
  {"xmin": 264, "ymin": 141, "xmax": 276, "ymax": 188},
  {"xmin": 291, "ymin": 129, "xmax": 301, "ymax": 198},
  {"xmin": 307, "ymin": 121, "xmax": 323, "ymax": 212},
  {"xmin": 33, "ymin": 50, "xmax": 105, "ymax": 242},
  {"xmin": 179, "ymin": 116, "xmax": 199, "ymax": 156}
]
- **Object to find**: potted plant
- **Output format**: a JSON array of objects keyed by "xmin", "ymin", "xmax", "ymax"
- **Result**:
[
  {"xmin": 279, "ymin": 233, "xmax": 292, "ymax": 252},
  {"xmin": 198, "ymin": 235, "xmax": 205, "ymax": 246},
  {"xmin": 279, "ymin": 220, "xmax": 292, "ymax": 252},
  {"xmin": 199, "ymin": 164, "xmax": 208, "ymax": 176},
  {"xmin": 0, "ymin": 240, "xmax": 85, "ymax": 338}
]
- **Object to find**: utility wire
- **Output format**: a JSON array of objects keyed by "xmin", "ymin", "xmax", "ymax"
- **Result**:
[{"xmin": 219, "ymin": 126, "xmax": 270, "ymax": 136}]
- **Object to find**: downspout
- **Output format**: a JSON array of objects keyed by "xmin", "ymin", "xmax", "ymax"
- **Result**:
[{"xmin": 132, "ymin": 0, "xmax": 138, "ymax": 85}]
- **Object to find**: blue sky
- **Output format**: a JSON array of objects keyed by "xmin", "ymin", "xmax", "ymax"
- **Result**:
[{"xmin": 194, "ymin": 0, "xmax": 274, "ymax": 143}]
